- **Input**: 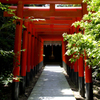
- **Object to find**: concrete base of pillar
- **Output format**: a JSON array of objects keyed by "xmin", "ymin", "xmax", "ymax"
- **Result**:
[
  {"xmin": 20, "ymin": 76, "xmax": 26, "ymax": 94},
  {"xmin": 12, "ymin": 82, "xmax": 19, "ymax": 100},
  {"xmin": 30, "ymin": 69, "xmax": 34, "ymax": 81},
  {"xmin": 26, "ymin": 72, "xmax": 30, "ymax": 87},
  {"xmin": 86, "ymin": 83, "xmax": 93, "ymax": 100},
  {"xmin": 67, "ymin": 65, "xmax": 70, "ymax": 76},
  {"xmin": 74, "ymin": 72, "xmax": 79, "ymax": 88},
  {"xmin": 36, "ymin": 65, "xmax": 38, "ymax": 74},
  {"xmin": 33, "ymin": 67, "xmax": 36, "ymax": 77},
  {"xmin": 79, "ymin": 77, "xmax": 85, "ymax": 97},
  {"xmin": 71, "ymin": 69, "xmax": 74, "ymax": 81}
]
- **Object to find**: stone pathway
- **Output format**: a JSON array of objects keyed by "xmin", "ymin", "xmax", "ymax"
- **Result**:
[{"xmin": 28, "ymin": 65, "xmax": 76, "ymax": 100}]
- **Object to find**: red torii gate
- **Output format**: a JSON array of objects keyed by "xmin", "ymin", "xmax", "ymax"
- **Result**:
[
  {"xmin": 4, "ymin": 6, "xmax": 82, "ymax": 18},
  {"xmin": 0, "ymin": 0, "xmax": 92, "ymax": 100},
  {"xmin": 0, "ymin": 0, "xmax": 83, "ymax": 4}
]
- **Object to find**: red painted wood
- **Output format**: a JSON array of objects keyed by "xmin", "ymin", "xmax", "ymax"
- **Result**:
[
  {"xmin": 38, "ymin": 32, "xmax": 68, "ymax": 35},
  {"xmin": 81, "ymin": 3, "xmax": 88, "ymax": 16},
  {"xmin": 31, "ymin": 24, "xmax": 35, "ymax": 69},
  {"xmin": 32, "ymin": 19, "xmax": 75, "ymax": 24},
  {"xmin": 40, "ymin": 39, "xmax": 43, "ymax": 62},
  {"xmin": 38, "ymin": 37, "xmax": 40, "ymax": 64},
  {"xmin": 85, "ymin": 65, "xmax": 92, "ymax": 83},
  {"xmin": 39, "ymin": 37, "xmax": 43, "ymax": 63},
  {"xmin": 35, "ymin": 28, "xmax": 69, "ymax": 32},
  {"xmin": 84, "ymin": 55, "xmax": 92, "ymax": 83},
  {"xmin": 21, "ymin": 18, "xmax": 28, "ymax": 76},
  {"xmin": 39, "ymin": 38, "xmax": 42, "ymax": 63},
  {"xmin": 13, "ymin": 1, "xmax": 23, "ymax": 82},
  {"xmin": 37, "ymin": 35, "xmax": 40, "ymax": 65},
  {"xmin": 4, "ymin": 6, "xmax": 82, "ymax": 18},
  {"xmin": 34, "ymin": 33, "xmax": 38, "ymax": 66},
  {"xmin": 41, "ymin": 35, "xmax": 62, "ymax": 39},
  {"xmin": 43, "ymin": 38, "xmax": 62, "ymax": 41},
  {"xmin": 34, "ymin": 25, "xmax": 71, "ymax": 29},
  {"xmin": 74, "ymin": 60, "xmax": 78, "ymax": 72},
  {"xmin": 27, "ymin": 22, "xmax": 32, "ymax": 72},
  {"xmin": 62, "ymin": 40, "xmax": 67, "ymax": 63},
  {"xmin": 36, "ymin": 35, "xmax": 38, "ymax": 65},
  {"xmin": 78, "ymin": 56, "xmax": 84, "ymax": 77},
  {"xmin": 0, "ymin": 0, "xmax": 82, "ymax": 4},
  {"xmin": 22, "ymin": 9, "xmax": 82, "ymax": 18},
  {"xmin": 34, "ymin": 33, "xmax": 36, "ymax": 67}
]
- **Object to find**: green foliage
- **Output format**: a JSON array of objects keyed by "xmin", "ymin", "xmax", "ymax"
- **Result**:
[
  {"xmin": 63, "ymin": 0, "xmax": 100, "ymax": 69},
  {"xmin": 0, "ymin": 2, "xmax": 27, "ymax": 100},
  {"xmin": 0, "ymin": 3, "xmax": 16, "ymax": 87}
]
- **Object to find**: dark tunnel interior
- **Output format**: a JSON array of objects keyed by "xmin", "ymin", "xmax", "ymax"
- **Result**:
[{"xmin": 43, "ymin": 45, "xmax": 62, "ymax": 65}]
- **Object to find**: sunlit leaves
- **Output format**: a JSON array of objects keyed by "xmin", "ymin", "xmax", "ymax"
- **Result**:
[
  {"xmin": 63, "ymin": 30, "xmax": 100, "ymax": 66},
  {"xmin": 0, "ymin": 50, "xmax": 14, "ymax": 56}
]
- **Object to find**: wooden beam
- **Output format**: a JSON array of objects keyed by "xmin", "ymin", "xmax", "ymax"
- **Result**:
[
  {"xmin": 0, "ymin": 0, "xmax": 82, "ymax": 4},
  {"xmin": 81, "ymin": 3, "xmax": 88, "ymax": 16},
  {"xmin": 41, "ymin": 35, "xmax": 62, "ymax": 38},
  {"xmin": 43, "ymin": 38, "xmax": 62, "ymax": 41},
  {"xmin": 4, "ymin": 6, "xmax": 82, "ymax": 18},
  {"xmin": 35, "ymin": 28, "xmax": 69, "ymax": 32},
  {"xmin": 34, "ymin": 24, "xmax": 71, "ymax": 28},
  {"xmin": 38, "ymin": 32, "xmax": 65, "ymax": 35},
  {"xmin": 32, "ymin": 19, "xmax": 75, "ymax": 25},
  {"xmin": 23, "ymin": 10, "xmax": 82, "ymax": 18},
  {"xmin": 39, "ymin": 34, "xmax": 63, "ymax": 41}
]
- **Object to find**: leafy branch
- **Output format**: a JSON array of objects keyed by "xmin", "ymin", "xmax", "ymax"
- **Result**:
[{"xmin": 63, "ymin": 0, "xmax": 100, "ymax": 68}]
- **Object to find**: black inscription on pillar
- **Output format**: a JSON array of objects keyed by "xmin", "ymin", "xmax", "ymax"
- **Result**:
[
  {"xmin": 23, "ymin": 28, "xmax": 27, "ymax": 31},
  {"xmin": 32, "ymin": 35, "xmax": 34, "ymax": 37},
  {"xmin": 28, "ymin": 32, "xmax": 31, "ymax": 34},
  {"xmin": 16, "ymin": 21, "xmax": 20, "ymax": 25}
]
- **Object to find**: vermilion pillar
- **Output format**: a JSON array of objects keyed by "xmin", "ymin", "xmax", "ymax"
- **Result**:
[
  {"xmin": 20, "ymin": 17, "xmax": 28, "ymax": 94},
  {"xmin": 34, "ymin": 32, "xmax": 37, "ymax": 75},
  {"xmin": 74, "ymin": 60, "xmax": 78, "ymax": 88},
  {"xmin": 12, "ymin": 1, "xmax": 23, "ymax": 100},
  {"xmin": 31, "ymin": 25, "xmax": 35, "ymax": 77},
  {"xmin": 85, "ymin": 55, "xmax": 93, "ymax": 100},
  {"xmin": 35, "ymin": 33, "xmax": 38, "ymax": 74},
  {"xmin": 40, "ymin": 39, "xmax": 43, "ymax": 67},
  {"xmin": 73, "ymin": 25, "xmax": 79, "ymax": 88},
  {"xmin": 78, "ymin": 27, "xmax": 85, "ymax": 97},
  {"xmin": 37, "ymin": 35, "xmax": 40, "ymax": 72},
  {"xmin": 76, "ymin": 17, "xmax": 85, "ymax": 97},
  {"xmin": 38, "ymin": 37, "xmax": 42, "ymax": 70},
  {"xmin": 62, "ymin": 40, "xmax": 67, "ymax": 70},
  {"xmin": 78, "ymin": 56, "xmax": 85, "ymax": 97},
  {"xmin": 26, "ymin": 21, "xmax": 32, "ymax": 86},
  {"xmin": 85, "ymin": 65, "xmax": 92, "ymax": 100},
  {"xmin": 82, "ymin": 3, "xmax": 92, "ymax": 100}
]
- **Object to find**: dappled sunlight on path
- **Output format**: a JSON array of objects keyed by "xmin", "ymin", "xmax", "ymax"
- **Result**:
[{"xmin": 28, "ymin": 65, "xmax": 76, "ymax": 100}]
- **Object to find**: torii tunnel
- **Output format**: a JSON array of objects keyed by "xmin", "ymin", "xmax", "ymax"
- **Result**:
[{"xmin": 1, "ymin": 0, "xmax": 92, "ymax": 100}]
